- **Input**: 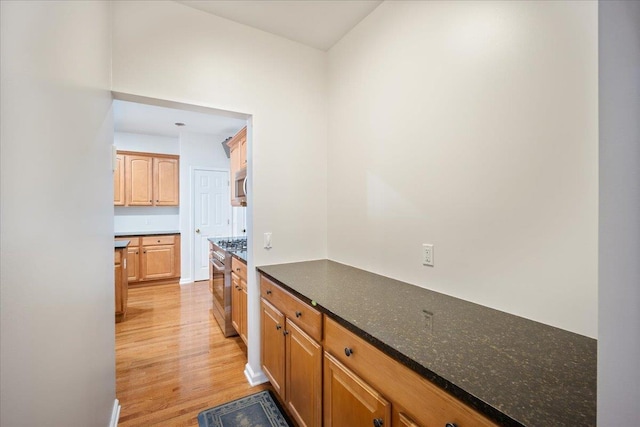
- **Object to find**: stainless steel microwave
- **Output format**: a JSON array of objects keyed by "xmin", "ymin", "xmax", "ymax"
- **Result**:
[{"xmin": 235, "ymin": 168, "xmax": 247, "ymax": 205}]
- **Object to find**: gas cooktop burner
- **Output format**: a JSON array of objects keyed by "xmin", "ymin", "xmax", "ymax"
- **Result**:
[{"xmin": 216, "ymin": 238, "xmax": 247, "ymax": 251}]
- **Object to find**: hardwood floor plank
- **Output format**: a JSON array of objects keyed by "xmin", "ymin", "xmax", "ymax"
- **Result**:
[{"xmin": 116, "ymin": 281, "xmax": 268, "ymax": 426}]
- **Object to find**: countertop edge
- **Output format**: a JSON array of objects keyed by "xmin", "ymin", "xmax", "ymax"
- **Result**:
[
  {"xmin": 115, "ymin": 231, "xmax": 181, "ymax": 237},
  {"xmin": 257, "ymin": 267, "xmax": 526, "ymax": 427}
]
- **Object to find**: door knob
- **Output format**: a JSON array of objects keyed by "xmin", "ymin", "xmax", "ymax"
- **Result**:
[{"xmin": 195, "ymin": 229, "xmax": 200, "ymax": 233}]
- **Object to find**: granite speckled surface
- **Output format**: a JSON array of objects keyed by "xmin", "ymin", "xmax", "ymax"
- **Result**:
[
  {"xmin": 257, "ymin": 260, "xmax": 596, "ymax": 427},
  {"xmin": 114, "ymin": 240, "xmax": 130, "ymax": 249},
  {"xmin": 115, "ymin": 230, "xmax": 180, "ymax": 237}
]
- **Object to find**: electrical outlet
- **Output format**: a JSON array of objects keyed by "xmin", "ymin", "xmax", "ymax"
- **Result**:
[
  {"xmin": 422, "ymin": 244, "xmax": 434, "ymax": 266},
  {"xmin": 264, "ymin": 232, "xmax": 272, "ymax": 249}
]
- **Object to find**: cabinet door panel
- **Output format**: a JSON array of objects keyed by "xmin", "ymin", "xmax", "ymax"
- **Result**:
[
  {"xmin": 231, "ymin": 273, "xmax": 242, "ymax": 334},
  {"xmin": 114, "ymin": 154, "xmax": 125, "ymax": 206},
  {"xmin": 127, "ymin": 247, "xmax": 140, "ymax": 282},
  {"xmin": 240, "ymin": 283, "xmax": 248, "ymax": 344},
  {"xmin": 141, "ymin": 245, "xmax": 175, "ymax": 280},
  {"xmin": 153, "ymin": 157, "xmax": 179, "ymax": 205},
  {"xmin": 261, "ymin": 299, "xmax": 286, "ymax": 398},
  {"xmin": 324, "ymin": 352, "xmax": 390, "ymax": 427},
  {"xmin": 286, "ymin": 320, "xmax": 322, "ymax": 427},
  {"xmin": 115, "ymin": 262, "xmax": 123, "ymax": 314},
  {"xmin": 126, "ymin": 155, "xmax": 153, "ymax": 206}
]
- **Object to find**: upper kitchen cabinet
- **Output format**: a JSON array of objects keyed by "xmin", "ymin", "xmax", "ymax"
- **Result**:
[
  {"xmin": 227, "ymin": 126, "xmax": 247, "ymax": 207},
  {"xmin": 114, "ymin": 153, "xmax": 125, "ymax": 206},
  {"xmin": 153, "ymin": 156, "xmax": 179, "ymax": 206},
  {"xmin": 116, "ymin": 151, "xmax": 180, "ymax": 207}
]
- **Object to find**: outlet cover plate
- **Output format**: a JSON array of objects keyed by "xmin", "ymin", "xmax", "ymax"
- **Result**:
[{"xmin": 422, "ymin": 244, "xmax": 434, "ymax": 266}]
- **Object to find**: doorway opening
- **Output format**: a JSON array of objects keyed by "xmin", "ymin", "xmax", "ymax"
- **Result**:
[{"xmin": 112, "ymin": 92, "xmax": 251, "ymax": 284}]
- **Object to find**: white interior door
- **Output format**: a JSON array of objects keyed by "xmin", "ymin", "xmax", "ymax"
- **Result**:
[{"xmin": 194, "ymin": 169, "xmax": 230, "ymax": 281}]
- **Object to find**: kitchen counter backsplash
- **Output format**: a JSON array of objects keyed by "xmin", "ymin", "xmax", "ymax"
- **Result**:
[{"xmin": 257, "ymin": 259, "xmax": 596, "ymax": 427}]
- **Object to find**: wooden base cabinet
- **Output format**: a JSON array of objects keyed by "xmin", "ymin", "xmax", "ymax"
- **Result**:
[
  {"xmin": 324, "ymin": 352, "xmax": 390, "ymax": 427},
  {"xmin": 258, "ymin": 273, "xmax": 498, "ymax": 427},
  {"xmin": 324, "ymin": 317, "xmax": 497, "ymax": 427},
  {"xmin": 114, "ymin": 248, "xmax": 128, "ymax": 322},
  {"xmin": 231, "ymin": 257, "xmax": 248, "ymax": 345},
  {"xmin": 260, "ymin": 276, "xmax": 322, "ymax": 427},
  {"xmin": 116, "ymin": 234, "xmax": 180, "ymax": 286}
]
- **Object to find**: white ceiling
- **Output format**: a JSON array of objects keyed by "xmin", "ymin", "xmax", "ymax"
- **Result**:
[
  {"xmin": 176, "ymin": 0, "xmax": 383, "ymax": 51},
  {"xmin": 113, "ymin": 99, "xmax": 247, "ymax": 139}
]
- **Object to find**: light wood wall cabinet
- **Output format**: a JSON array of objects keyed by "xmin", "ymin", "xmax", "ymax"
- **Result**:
[
  {"xmin": 115, "ymin": 151, "xmax": 179, "ymax": 207},
  {"xmin": 258, "ymin": 273, "xmax": 499, "ymax": 427},
  {"xmin": 231, "ymin": 257, "xmax": 248, "ymax": 345},
  {"xmin": 114, "ymin": 154, "xmax": 125, "ymax": 206},
  {"xmin": 114, "ymin": 248, "xmax": 128, "ymax": 322},
  {"xmin": 116, "ymin": 234, "xmax": 181, "ymax": 286},
  {"xmin": 260, "ymin": 276, "xmax": 322, "ymax": 427},
  {"xmin": 226, "ymin": 126, "xmax": 247, "ymax": 207}
]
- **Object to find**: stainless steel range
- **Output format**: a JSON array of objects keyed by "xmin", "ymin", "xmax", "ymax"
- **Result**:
[{"xmin": 209, "ymin": 238, "xmax": 247, "ymax": 337}]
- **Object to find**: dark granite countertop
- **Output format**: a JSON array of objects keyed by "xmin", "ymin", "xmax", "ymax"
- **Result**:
[
  {"xmin": 115, "ymin": 230, "xmax": 180, "ymax": 237},
  {"xmin": 257, "ymin": 260, "xmax": 596, "ymax": 427},
  {"xmin": 114, "ymin": 240, "xmax": 130, "ymax": 249}
]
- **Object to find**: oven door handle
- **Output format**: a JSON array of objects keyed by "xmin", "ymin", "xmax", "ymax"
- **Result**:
[{"xmin": 210, "ymin": 259, "xmax": 225, "ymax": 272}]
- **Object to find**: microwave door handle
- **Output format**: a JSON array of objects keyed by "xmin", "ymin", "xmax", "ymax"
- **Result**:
[{"xmin": 243, "ymin": 176, "xmax": 247, "ymax": 196}]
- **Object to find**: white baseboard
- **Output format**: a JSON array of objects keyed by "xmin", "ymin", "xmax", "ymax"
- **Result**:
[
  {"xmin": 179, "ymin": 278, "xmax": 192, "ymax": 285},
  {"xmin": 109, "ymin": 399, "xmax": 120, "ymax": 427},
  {"xmin": 244, "ymin": 363, "xmax": 268, "ymax": 386}
]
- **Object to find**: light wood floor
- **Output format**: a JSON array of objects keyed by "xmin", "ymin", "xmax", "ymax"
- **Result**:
[{"xmin": 116, "ymin": 281, "xmax": 268, "ymax": 426}]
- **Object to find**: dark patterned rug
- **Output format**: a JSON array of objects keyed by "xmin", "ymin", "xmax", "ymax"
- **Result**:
[{"xmin": 197, "ymin": 390, "xmax": 293, "ymax": 427}]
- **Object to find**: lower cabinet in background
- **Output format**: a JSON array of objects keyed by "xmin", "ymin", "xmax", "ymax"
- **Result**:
[
  {"xmin": 115, "ymin": 234, "xmax": 181, "ymax": 286},
  {"xmin": 114, "ymin": 247, "xmax": 128, "ymax": 322},
  {"xmin": 231, "ymin": 256, "xmax": 248, "ymax": 345}
]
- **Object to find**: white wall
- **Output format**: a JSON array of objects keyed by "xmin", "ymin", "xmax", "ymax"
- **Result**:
[
  {"xmin": 0, "ymin": 1, "xmax": 115, "ymax": 426},
  {"xmin": 179, "ymin": 131, "xmax": 234, "ymax": 283},
  {"xmin": 114, "ymin": 131, "xmax": 179, "ymax": 154},
  {"xmin": 598, "ymin": 1, "xmax": 640, "ymax": 423},
  {"xmin": 113, "ymin": 131, "xmax": 180, "ymax": 233},
  {"xmin": 112, "ymin": 1, "xmax": 328, "ymax": 381},
  {"xmin": 327, "ymin": 1, "xmax": 598, "ymax": 337}
]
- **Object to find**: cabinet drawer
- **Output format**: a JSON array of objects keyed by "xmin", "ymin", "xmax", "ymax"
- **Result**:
[
  {"xmin": 231, "ymin": 257, "xmax": 247, "ymax": 281},
  {"xmin": 324, "ymin": 317, "xmax": 497, "ymax": 427},
  {"xmin": 260, "ymin": 275, "xmax": 322, "ymax": 342},
  {"xmin": 142, "ymin": 235, "xmax": 175, "ymax": 246}
]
